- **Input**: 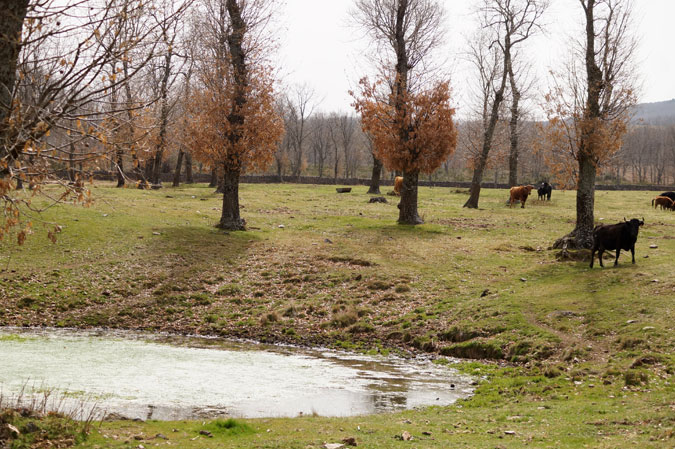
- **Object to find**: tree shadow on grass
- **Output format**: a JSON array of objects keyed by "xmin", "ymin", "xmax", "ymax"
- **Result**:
[
  {"xmin": 358, "ymin": 222, "xmax": 449, "ymax": 239},
  {"xmin": 143, "ymin": 226, "xmax": 262, "ymax": 266},
  {"xmin": 138, "ymin": 226, "xmax": 262, "ymax": 277}
]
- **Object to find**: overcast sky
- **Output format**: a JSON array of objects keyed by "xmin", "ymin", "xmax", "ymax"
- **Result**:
[{"xmin": 276, "ymin": 0, "xmax": 674, "ymax": 116}]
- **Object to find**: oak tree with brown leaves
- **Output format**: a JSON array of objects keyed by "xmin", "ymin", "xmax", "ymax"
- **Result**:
[
  {"xmin": 353, "ymin": 78, "xmax": 457, "ymax": 224},
  {"xmin": 351, "ymin": 0, "xmax": 457, "ymax": 225},
  {"xmin": 187, "ymin": 0, "xmax": 284, "ymax": 231}
]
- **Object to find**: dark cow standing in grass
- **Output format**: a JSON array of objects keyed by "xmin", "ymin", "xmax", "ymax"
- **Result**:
[
  {"xmin": 659, "ymin": 191, "xmax": 675, "ymax": 203},
  {"xmin": 537, "ymin": 182, "xmax": 552, "ymax": 201},
  {"xmin": 590, "ymin": 218, "xmax": 644, "ymax": 268},
  {"xmin": 509, "ymin": 185, "xmax": 535, "ymax": 208}
]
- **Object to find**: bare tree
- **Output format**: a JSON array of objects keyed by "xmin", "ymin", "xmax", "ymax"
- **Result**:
[
  {"xmin": 284, "ymin": 84, "xmax": 317, "ymax": 179},
  {"xmin": 549, "ymin": 0, "xmax": 638, "ymax": 249},
  {"xmin": 173, "ymin": 63, "xmax": 194, "ymax": 187},
  {"xmin": 507, "ymin": 50, "xmax": 537, "ymax": 186},
  {"xmin": 144, "ymin": 0, "xmax": 190, "ymax": 186},
  {"xmin": 338, "ymin": 114, "xmax": 357, "ymax": 178},
  {"xmin": 327, "ymin": 112, "xmax": 342, "ymax": 181},
  {"xmin": 0, "ymin": 0, "xmax": 175, "ymax": 242},
  {"xmin": 308, "ymin": 113, "xmax": 331, "ymax": 178},
  {"xmin": 464, "ymin": 0, "xmax": 547, "ymax": 208}
]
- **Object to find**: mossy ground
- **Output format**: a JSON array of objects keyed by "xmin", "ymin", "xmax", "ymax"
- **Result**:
[{"xmin": 1, "ymin": 183, "xmax": 673, "ymax": 448}]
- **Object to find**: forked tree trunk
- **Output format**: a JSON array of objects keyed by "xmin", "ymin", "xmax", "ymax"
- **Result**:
[
  {"xmin": 398, "ymin": 170, "xmax": 423, "ymax": 225},
  {"xmin": 367, "ymin": 155, "xmax": 383, "ymax": 194},
  {"xmin": 217, "ymin": 166, "xmax": 245, "ymax": 231},
  {"xmin": 172, "ymin": 149, "xmax": 184, "ymax": 187},
  {"xmin": 185, "ymin": 152, "xmax": 194, "ymax": 183}
]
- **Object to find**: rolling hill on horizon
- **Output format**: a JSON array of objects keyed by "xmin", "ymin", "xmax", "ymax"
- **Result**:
[{"xmin": 632, "ymin": 98, "xmax": 675, "ymax": 124}]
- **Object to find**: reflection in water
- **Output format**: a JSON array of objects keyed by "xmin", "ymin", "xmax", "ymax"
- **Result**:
[{"xmin": 0, "ymin": 328, "xmax": 474, "ymax": 420}]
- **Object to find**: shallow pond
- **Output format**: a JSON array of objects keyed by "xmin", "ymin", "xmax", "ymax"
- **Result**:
[{"xmin": 0, "ymin": 328, "xmax": 473, "ymax": 420}]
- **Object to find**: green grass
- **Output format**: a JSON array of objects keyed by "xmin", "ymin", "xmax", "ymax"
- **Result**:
[{"xmin": 0, "ymin": 182, "xmax": 673, "ymax": 448}]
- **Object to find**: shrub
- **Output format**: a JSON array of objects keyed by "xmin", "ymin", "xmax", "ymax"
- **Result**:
[
  {"xmin": 330, "ymin": 311, "xmax": 358, "ymax": 328},
  {"xmin": 203, "ymin": 418, "xmax": 255, "ymax": 437},
  {"xmin": 348, "ymin": 322, "xmax": 375, "ymax": 334},
  {"xmin": 624, "ymin": 370, "xmax": 648, "ymax": 386},
  {"xmin": 440, "ymin": 341, "xmax": 504, "ymax": 360}
]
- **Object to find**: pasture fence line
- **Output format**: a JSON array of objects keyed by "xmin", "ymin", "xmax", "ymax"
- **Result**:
[{"xmin": 84, "ymin": 171, "xmax": 675, "ymax": 191}]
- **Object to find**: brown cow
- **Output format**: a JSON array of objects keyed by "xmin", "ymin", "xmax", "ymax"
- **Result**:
[
  {"xmin": 394, "ymin": 176, "xmax": 404, "ymax": 196},
  {"xmin": 509, "ymin": 185, "xmax": 535, "ymax": 208},
  {"xmin": 652, "ymin": 196, "xmax": 674, "ymax": 210}
]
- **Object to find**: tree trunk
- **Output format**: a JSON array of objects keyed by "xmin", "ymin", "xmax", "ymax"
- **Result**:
[
  {"xmin": 367, "ymin": 155, "xmax": 383, "ymax": 194},
  {"xmin": 144, "ymin": 159, "xmax": 154, "ymax": 181},
  {"xmin": 554, "ymin": 154, "xmax": 596, "ymax": 249},
  {"xmin": 555, "ymin": 0, "xmax": 602, "ymax": 249},
  {"xmin": 209, "ymin": 167, "xmax": 218, "ymax": 187},
  {"xmin": 217, "ymin": 166, "xmax": 245, "ymax": 231},
  {"xmin": 317, "ymin": 155, "xmax": 324, "ymax": 178},
  {"xmin": 398, "ymin": 170, "xmax": 423, "ymax": 225},
  {"xmin": 172, "ymin": 149, "xmax": 184, "ymax": 187},
  {"xmin": 185, "ymin": 151, "xmax": 194, "ymax": 183},
  {"xmin": 115, "ymin": 144, "xmax": 125, "ymax": 187},
  {"xmin": 275, "ymin": 157, "xmax": 284, "ymax": 182},
  {"xmin": 0, "ymin": 0, "xmax": 29, "ymax": 175},
  {"xmin": 508, "ymin": 73, "xmax": 521, "ymax": 187},
  {"xmin": 464, "ymin": 152, "xmax": 489, "ymax": 209},
  {"xmin": 150, "ymin": 45, "xmax": 174, "ymax": 186},
  {"xmin": 575, "ymin": 157, "xmax": 597, "ymax": 242}
]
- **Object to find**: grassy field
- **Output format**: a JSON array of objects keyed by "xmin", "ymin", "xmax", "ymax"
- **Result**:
[{"xmin": 0, "ymin": 182, "xmax": 673, "ymax": 448}]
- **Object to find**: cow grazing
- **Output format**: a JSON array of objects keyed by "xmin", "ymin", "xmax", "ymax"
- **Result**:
[
  {"xmin": 509, "ymin": 185, "xmax": 535, "ymax": 208},
  {"xmin": 652, "ymin": 196, "xmax": 674, "ymax": 210},
  {"xmin": 537, "ymin": 182, "xmax": 552, "ymax": 201},
  {"xmin": 590, "ymin": 218, "xmax": 644, "ymax": 268},
  {"xmin": 394, "ymin": 176, "xmax": 404, "ymax": 196},
  {"xmin": 658, "ymin": 191, "xmax": 675, "ymax": 203}
]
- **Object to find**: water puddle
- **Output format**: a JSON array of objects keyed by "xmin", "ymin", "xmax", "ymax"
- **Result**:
[{"xmin": 0, "ymin": 328, "xmax": 474, "ymax": 420}]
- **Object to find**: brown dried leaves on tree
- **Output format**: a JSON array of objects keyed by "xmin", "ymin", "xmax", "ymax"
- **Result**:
[
  {"xmin": 187, "ymin": 65, "xmax": 284, "ymax": 176},
  {"xmin": 352, "ymin": 78, "xmax": 458, "ymax": 177}
]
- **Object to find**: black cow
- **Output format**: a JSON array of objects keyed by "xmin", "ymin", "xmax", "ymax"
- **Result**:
[
  {"xmin": 537, "ymin": 182, "xmax": 552, "ymax": 201},
  {"xmin": 659, "ymin": 191, "xmax": 675, "ymax": 202},
  {"xmin": 590, "ymin": 218, "xmax": 644, "ymax": 268}
]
